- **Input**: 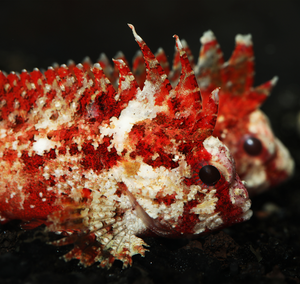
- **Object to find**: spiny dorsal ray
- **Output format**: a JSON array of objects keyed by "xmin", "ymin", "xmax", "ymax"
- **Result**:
[
  {"xmin": 172, "ymin": 34, "xmax": 218, "ymax": 137},
  {"xmin": 128, "ymin": 24, "xmax": 172, "ymax": 106},
  {"xmin": 195, "ymin": 30, "xmax": 274, "ymax": 115}
]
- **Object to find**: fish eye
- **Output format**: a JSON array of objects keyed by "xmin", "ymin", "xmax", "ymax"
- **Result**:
[
  {"xmin": 199, "ymin": 165, "xmax": 221, "ymax": 186},
  {"xmin": 243, "ymin": 136, "xmax": 262, "ymax": 156}
]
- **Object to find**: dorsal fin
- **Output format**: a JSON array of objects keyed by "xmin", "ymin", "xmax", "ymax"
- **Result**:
[
  {"xmin": 223, "ymin": 34, "xmax": 254, "ymax": 94},
  {"xmin": 244, "ymin": 76, "xmax": 277, "ymax": 112},
  {"xmin": 132, "ymin": 50, "xmax": 146, "ymax": 89},
  {"xmin": 0, "ymin": 70, "xmax": 45, "ymax": 121},
  {"xmin": 0, "ymin": 60, "xmax": 128, "ymax": 126},
  {"xmin": 191, "ymin": 30, "xmax": 278, "ymax": 128},
  {"xmin": 110, "ymin": 51, "xmax": 129, "ymax": 88},
  {"xmin": 113, "ymin": 58, "xmax": 139, "ymax": 105},
  {"xmin": 169, "ymin": 44, "xmax": 181, "ymax": 85},
  {"xmin": 128, "ymin": 24, "xmax": 172, "ymax": 106},
  {"xmin": 0, "ymin": 26, "xmax": 218, "ymax": 145},
  {"xmin": 82, "ymin": 56, "xmax": 93, "ymax": 70},
  {"xmin": 97, "ymin": 53, "xmax": 114, "ymax": 83},
  {"xmin": 169, "ymin": 39, "xmax": 195, "ymax": 86},
  {"xmin": 173, "ymin": 35, "xmax": 219, "ymax": 137},
  {"xmin": 155, "ymin": 47, "xmax": 170, "ymax": 76},
  {"xmin": 131, "ymin": 48, "xmax": 170, "ymax": 90},
  {"xmin": 195, "ymin": 30, "xmax": 224, "ymax": 92},
  {"xmin": 181, "ymin": 39, "xmax": 195, "ymax": 69}
]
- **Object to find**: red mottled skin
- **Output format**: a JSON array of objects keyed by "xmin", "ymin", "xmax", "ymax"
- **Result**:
[{"xmin": 0, "ymin": 25, "xmax": 252, "ymax": 268}]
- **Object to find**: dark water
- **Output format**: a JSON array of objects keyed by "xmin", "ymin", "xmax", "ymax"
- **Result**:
[{"xmin": 0, "ymin": 1, "xmax": 300, "ymax": 283}]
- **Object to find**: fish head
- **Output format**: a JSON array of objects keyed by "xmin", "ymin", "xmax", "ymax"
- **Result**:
[{"xmin": 116, "ymin": 26, "xmax": 252, "ymax": 238}]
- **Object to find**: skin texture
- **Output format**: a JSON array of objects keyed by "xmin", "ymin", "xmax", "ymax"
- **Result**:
[
  {"xmin": 131, "ymin": 31, "xmax": 294, "ymax": 195},
  {"xmin": 0, "ymin": 25, "xmax": 252, "ymax": 268}
]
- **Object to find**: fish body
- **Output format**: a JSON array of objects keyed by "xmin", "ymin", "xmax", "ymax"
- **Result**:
[{"xmin": 0, "ymin": 26, "xmax": 252, "ymax": 268}]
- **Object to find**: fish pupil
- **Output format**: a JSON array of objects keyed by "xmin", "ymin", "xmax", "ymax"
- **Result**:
[
  {"xmin": 243, "ymin": 136, "xmax": 262, "ymax": 156},
  {"xmin": 199, "ymin": 165, "xmax": 221, "ymax": 186}
]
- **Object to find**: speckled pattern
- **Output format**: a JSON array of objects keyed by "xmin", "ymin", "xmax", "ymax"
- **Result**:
[
  {"xmin": 0, "ymin": 1, "xmax": 300, "ymax": 283},
  {"xmin": 0, "ymin": 25, "xmax": 252, "ymax": 268}
]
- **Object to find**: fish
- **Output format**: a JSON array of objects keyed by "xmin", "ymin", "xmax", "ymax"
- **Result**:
[
  {"xmin": 0, "ymin": 25, "xmax": 252, "ymax": 268},
  {"xmin": 131, "ymin": 31, "xmax": 294, "ymax": 195},
  {"xmin": 195, "ymin": 31, "xmax": 294, "ymax": 195}
]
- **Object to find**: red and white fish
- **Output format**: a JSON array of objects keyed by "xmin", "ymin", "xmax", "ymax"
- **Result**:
[
  {"xmin": 132, "ymin": 31, "xmax": 294, "ymax": 195},
  {"xmin": 194, "ymin": 31, "xmax": 294, "ymax": 195},
  {"xmin": 0, "ymin": 25, "xmax": 252, "ymax": 268}
]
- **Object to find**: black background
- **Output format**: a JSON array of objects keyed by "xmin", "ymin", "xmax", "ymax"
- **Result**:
[{"xmin": 0, "ymin": 1, "xmax": 300, "ymax": 283}]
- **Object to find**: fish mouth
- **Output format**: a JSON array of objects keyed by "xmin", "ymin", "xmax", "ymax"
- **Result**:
[
  {"xmin": 235, "ymin": 191, "xmax": 253, "ymax": 221},
  {"xmin": 238, "ymin": 208, "xmax": 253, "ymax": 221}
]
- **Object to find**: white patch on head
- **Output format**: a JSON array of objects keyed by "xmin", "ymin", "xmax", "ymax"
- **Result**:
[
  {"xmin": 203, "ymin": 136, "xmax": 225, "ymax": 157},
  {"xmin": 187, "ymin": 185, "xmax": 202, "ymax": 201}
]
